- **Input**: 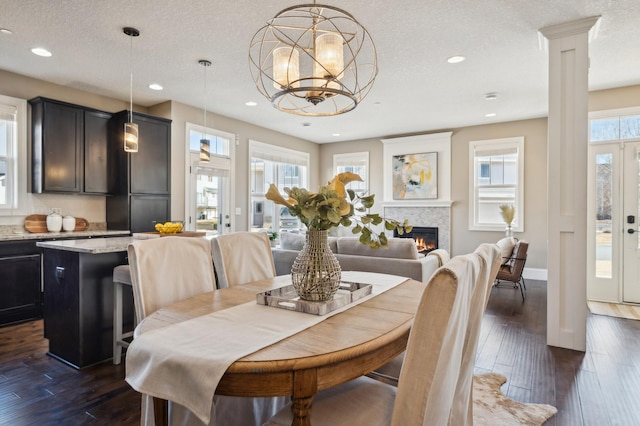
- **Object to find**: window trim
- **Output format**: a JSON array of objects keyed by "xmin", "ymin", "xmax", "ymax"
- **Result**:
[
  {"xmin": 0, "ymin": 95, "xmax": 27, "ymax": 214},
  {"xmin": 468, "ymin": 136, "xmax": 524, "ymax": 232}
]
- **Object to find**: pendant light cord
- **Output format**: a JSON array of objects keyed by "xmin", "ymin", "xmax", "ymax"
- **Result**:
[
  {"xmin": 203, "ymin": 63, "xmax": 207, "ymax": 139},
  {"xmin": 129, "ymin": 34, "xmax": 134, "ymax": 123}
]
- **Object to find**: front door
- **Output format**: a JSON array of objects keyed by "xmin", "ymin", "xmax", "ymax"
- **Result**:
[
  {"xmin": 623, "ymin": 142, "xmax": 640, "ymax": 303},
  {"xmin": 588, "ymin": 141, "xmax": 640, "ymax": 303}
]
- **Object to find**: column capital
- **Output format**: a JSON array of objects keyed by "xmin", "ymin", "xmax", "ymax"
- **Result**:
[{"xmin": 539, "ymin": 16, "xmax": 601, "ymax": 41}]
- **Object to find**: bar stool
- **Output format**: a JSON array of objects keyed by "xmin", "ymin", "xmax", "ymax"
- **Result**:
[{"xmin": 113, "ymin": 264, "xmax": 134, "ymax": 365}]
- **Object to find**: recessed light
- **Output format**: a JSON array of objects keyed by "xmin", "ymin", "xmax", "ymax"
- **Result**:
[
  {"xmin": 148, "ymin": 83, "xmax": 163, "ymax": 91},
  {"xmin": 447, "ymin": 55, "xmax": 465, "ymax": 64},
  {"xmin": 302, "ymin": 122, "xmax": 311, "ymax": 127},
  {"xmin": 332, "ymin": 133, "xmax": 341, "ymax": 137},
  {"xmin": 245, "ymin": 101, "xmax": 257, "ymax": 107},
  {"xmin": 31, "ymin": 47, "xmax": 52, "ymax": 57},
  {"xmin": 0, "ymin": 28, "xmax": 13, "ymax": 35},
  {"xmin": 485, "ymin": 113, "xmax": 497, "ymax": 118},
  {"xmin": 484, "ymin": 92, "xmax": 499, "ymax": 101}
]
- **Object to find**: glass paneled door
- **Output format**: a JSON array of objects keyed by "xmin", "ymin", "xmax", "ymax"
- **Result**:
[
  {"xmin": 588, "ymin": 141, "xmax": 640, "ymax": 303},
  {"xmin": 188, "ymin": 152, "xmax": 231, "ymax": 235},
  {"xmin": 623, "ymin": 142, "xmax": 640, "ymax": 303}
]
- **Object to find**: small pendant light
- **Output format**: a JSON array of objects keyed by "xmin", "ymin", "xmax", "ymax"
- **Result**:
[
  {"xmin": 199, "ymin": 59, "xmax": 212, "ymax": 162},
  {"xmin": 123, "ymin": 27, "xmax": 140, "ymax": 152}
]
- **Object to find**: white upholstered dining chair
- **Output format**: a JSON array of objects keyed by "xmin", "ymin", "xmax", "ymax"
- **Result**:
[
  {"xmin": 127, "ymin": 236, "xmax": 287, "ymax": 425},
  {"xmin": 449, "ymin": 243, "xmax": 501, "ymax": 425},
  {"xmin": 210, "ymin": 231, "xmax": 276, "ymax": 288},
  {"xmin": 127, "ymin": 236, "xmax": 216, "ymax": 321},
  {"xmin": 265, "ymin": 249, "xmax": 482, "ymax": 426}
]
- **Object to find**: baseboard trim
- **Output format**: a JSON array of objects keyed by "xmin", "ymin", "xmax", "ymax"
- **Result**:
[{"xmin": 523, "ymin": 267, "xmax": 547, "ymax": 281}]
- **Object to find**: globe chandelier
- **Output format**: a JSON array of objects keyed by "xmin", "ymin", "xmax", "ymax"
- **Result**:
[{"xmin": 249, "ymin": 2, "xmax": 378, "ymax": 116}]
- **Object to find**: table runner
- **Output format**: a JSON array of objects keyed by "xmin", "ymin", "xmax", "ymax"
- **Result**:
[{"xmin": 125, "ymin": 272, "xmax": 408, "ymax": 424}]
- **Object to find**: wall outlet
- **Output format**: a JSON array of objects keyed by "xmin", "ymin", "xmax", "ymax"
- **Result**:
[{"xmin": 51, "ymin": 208, "xmax": 62, "ymax": 215}]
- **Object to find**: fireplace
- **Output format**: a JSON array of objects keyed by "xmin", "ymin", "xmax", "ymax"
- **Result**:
[{"xmin": 394, "ymin": 226, "xmax": 438, "ymax": 255}]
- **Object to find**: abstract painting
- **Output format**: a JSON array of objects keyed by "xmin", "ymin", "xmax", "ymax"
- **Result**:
[{"xmin": 392, "ymin": 152, "xmax": 438, "ymax": 199}]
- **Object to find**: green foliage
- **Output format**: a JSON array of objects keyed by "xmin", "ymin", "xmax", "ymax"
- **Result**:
[{"xmin": 266, "ymin": 173, "xmax": 410, "ymax": 249}]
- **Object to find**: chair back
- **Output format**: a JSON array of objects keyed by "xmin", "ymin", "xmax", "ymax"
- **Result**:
[
  {"xmin": 127, "ymin": 236, "xmax": 216, "ymax": 321},
  {"xmin": 499, "ymin": 240, "xmax": 528, "ymax": 280},
  {"xmin": 449, "ymin": 243, "xmax": 502, "ymax": 425},
  {"xmin": 211, "ymin": 232, "xmax": 276, "ymax": 288},
  {"xmin": 391, "ymin": 251, "xmax": 479, "ymax": 425}
]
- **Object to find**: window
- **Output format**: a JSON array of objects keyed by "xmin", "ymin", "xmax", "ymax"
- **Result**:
[
  {"xmin": 249, "ymin": 140, "xmax": 309, "ymax": 233},
  {"xmin": 187, "ymin": 123, "xmax": 230, "ymax": 156},
  {"xmin": 333, "ymin": 152, "xmax": 369, "ymax": 194},
  {"xmin": 590, "ymin": 110, "xmax": 640, "ymax": 143},
  {"xmin": 469, "ymin": 137, "xmax": 524, "ymax": 232},
  {"xmin": 0, "ymin": 95, "xmax": 26, "ymax": 212}
]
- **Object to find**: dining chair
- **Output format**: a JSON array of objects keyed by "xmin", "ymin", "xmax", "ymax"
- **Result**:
[
  {"xmin": 265, "ymin": 249, "xmax": 480, "ymax": 426},
  {"xmin": 128, "ymin": 236, "xmax": 287, "ymax": 425},
  {"xmin": 449, "ymin": 243, "xmax": 501, "ymax": 425},
  {"xmin": 127, "ymin": 236, "xmax": 216, "ymax": 321},
  {"xmin": 210, "ymin": 231, "xmax": 276, "ymax": 288}
]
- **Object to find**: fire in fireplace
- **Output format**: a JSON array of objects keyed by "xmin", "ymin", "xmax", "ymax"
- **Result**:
[{"xmin": 394, "ymin": 226, "xmax": 438, "ymax": 255}]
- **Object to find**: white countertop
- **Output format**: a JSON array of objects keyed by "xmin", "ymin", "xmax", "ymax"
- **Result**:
[
  {"xmin": 0, "ymin": 229, "xmax": 130, "ymax": 242},
  {"xmin": 37, "ymin": 236, "xmax": 133, "ymax": 254}
]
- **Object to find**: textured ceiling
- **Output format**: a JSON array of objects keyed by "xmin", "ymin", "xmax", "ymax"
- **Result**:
[{"xmin": 2, "ymin": 0, "xmax": 639, "ymax": 143}]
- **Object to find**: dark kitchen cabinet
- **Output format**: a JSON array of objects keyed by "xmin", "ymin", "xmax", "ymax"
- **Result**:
[
  {"xmin": 42, "ymin": 247, "xmax": 128, "ymax": 368},
  {"xmin": 107, "ymin": 110, "xmax": 171, "ymax": 232},
  {"xmin": 0, "ymin": 241, "xmax": 42, "ymax": 326},
  {"xmin": 83, "ymin": 110, "xmax": 112, "ymax": 193},
  {"xmin": 29, "ymin": 97, "xmax": 111, "ymax": 194}
]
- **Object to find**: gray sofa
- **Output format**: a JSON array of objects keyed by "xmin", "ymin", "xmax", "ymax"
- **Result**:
[{"xmin": 272, "ymin": 232, "xmax": 449, "ymax": 283}]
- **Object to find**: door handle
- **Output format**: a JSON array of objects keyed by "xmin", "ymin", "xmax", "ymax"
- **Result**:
[{"xmin": 628, "ymin": 228, "xmax": 636, "ymax": 234}]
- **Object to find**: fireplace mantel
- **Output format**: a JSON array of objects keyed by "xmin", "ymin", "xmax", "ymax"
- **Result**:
[{"xmin": 382, "ymin": 200, "xmax": 454, "ymax": 208}]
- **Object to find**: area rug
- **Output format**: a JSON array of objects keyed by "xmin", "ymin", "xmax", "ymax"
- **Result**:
[
  {"xmin": 588, "ymin": 301, "xmax": 640, "ymax": 321},
  {"xmin": 473, "ymin": 373, "xmax": 557, "ymax": 425}
]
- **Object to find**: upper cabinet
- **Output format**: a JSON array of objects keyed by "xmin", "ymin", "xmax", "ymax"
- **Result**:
[
  {"xmin": 107, "ymin": 110, "xmax": 171, "ymax": 195},
  {"xmin": 106, "ymin": 110, "xmax": 172, "ymax": 232},
  {"xmin": 29, "ymin": 97, "xmax": 111, "ymax": 194}
]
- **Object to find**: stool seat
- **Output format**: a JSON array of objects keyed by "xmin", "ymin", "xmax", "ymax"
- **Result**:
[
  {"xmin": 113, "ymin": 264, "xmax": 132, "ymax": 285},
  {"xmin": 113, "ymin": 264, "xmax": 134, "ymax": 365}
]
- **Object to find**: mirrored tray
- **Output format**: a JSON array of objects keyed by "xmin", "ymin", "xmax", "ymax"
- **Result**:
[{"xmin": 256, "ymin": 281, "xmax": 372, "ymax": 316}]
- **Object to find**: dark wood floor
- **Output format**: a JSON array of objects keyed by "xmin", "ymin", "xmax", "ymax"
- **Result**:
[{"xmin": 1, "ymin": 280, "xmax": 639, "ymax": 425}]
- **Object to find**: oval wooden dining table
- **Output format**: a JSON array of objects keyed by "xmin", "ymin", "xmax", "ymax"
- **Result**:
[{"xmin": 134, "ymin": 274, "xmax": 426, "ymax": 426}]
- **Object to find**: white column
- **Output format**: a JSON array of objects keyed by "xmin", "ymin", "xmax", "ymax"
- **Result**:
[{"xmin": 540, "ymin": 17, "xmax": 600, "ymax": 351}]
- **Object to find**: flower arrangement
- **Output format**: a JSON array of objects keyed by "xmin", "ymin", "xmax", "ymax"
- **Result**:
[
  {"xmin": 499, "ymin": 204, "xmax": 515, "ymax": 226},
  {"xmin": 266, "ymin": 172, "xmax": 411, "ymax": 248}
]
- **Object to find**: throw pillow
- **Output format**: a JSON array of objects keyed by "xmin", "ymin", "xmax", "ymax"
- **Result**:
[
  {"xmin": 496, "ymin": 237, "xmax": 517, "ymax": 265},
  {"xmin": 279, "ymin": 232, "xmax": 306, "ymax": 251}
]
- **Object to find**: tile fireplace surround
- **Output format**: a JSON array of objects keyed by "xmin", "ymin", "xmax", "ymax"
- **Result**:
[{"xmin": 384, "ymin": 205, "xmax": 451, "ymax": 253}]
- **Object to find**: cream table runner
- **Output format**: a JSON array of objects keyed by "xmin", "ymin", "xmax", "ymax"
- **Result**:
[{"xmin": 125, "ymin": 272, "xmax": 408, "ymax": 424}]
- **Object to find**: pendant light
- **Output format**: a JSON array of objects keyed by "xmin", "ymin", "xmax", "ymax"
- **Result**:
[
  {"xmin": 249, "ymin": 1, "xmax": 377, "ymax": 116},
  {"xmin": 123, "ymin": 27, "xmax": 140, "ymax": 152},
  {"xmin": 199, "ymin": 59, "xmax": 212, "ymax": 162}
]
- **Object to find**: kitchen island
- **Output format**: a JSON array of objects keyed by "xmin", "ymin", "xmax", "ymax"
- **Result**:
[{"xmin": 37, "ymin": 237, "xmax": 134, "ymax": 368}]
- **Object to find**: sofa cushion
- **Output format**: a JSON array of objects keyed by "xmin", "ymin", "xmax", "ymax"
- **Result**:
[
  {"xmin": 279, "ymin": 231, "xmax": 338, "ymax": 252},
  {"xmin": 279, "ymin": 232, "xmax": 306, "ymax": 251},
  {"xmin": 496, "ymin": 237, "xmax": 517, "ymax": 265},
  {"xmin": 336, "ymin": 237, "xmax": 420, "ymax": 260}
]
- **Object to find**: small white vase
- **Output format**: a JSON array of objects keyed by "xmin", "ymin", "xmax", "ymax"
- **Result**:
[
  {"xmin": 62, "ymin": 216, "xmax": 76, "ymax": 231},
  {"xmin": 46, "ymin": 213, "xmax": 62, "ymax": 232}
]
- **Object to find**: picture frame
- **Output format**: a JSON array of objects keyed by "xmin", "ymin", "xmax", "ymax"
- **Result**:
[{"xmin": 392, "ymin": 152, "xmax": 438, "ymax": 199}]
